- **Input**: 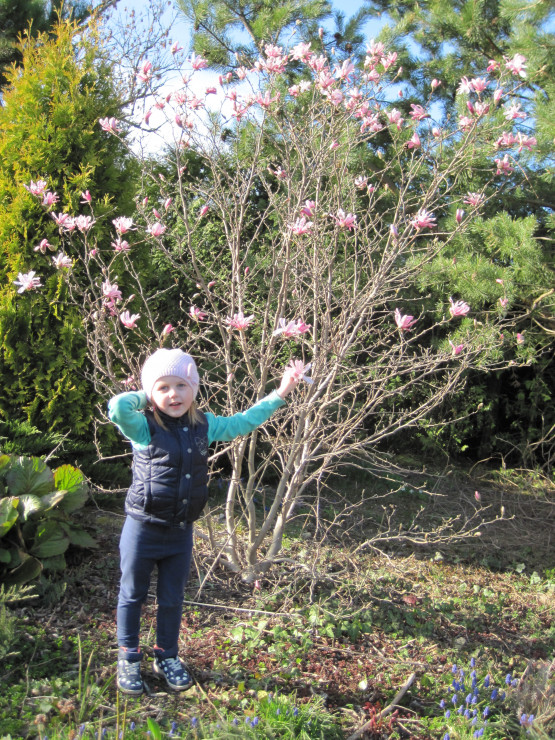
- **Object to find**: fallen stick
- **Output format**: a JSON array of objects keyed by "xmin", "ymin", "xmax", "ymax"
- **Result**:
[{"xmin": 346, "ymin": 672, "xmax": 416, "ymax": 740}]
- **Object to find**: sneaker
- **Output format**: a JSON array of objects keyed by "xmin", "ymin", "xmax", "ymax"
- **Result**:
[
  {"xmin": 117, "ymin": 658, "xmax": 144, "ymax": 696},
  {"xmin": 153, "ymin": 656, "xmax": 193, "ymax": 691}
]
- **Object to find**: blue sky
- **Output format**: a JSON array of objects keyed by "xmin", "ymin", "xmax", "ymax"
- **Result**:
[{"xmin": 116, "ymin": 0, "xmax": 387, "ymax": 48}]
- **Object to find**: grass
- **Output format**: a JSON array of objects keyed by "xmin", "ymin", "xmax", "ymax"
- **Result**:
[{"xmin": 0, "ymin": 466, "xmax": 553, "ymax": 739}]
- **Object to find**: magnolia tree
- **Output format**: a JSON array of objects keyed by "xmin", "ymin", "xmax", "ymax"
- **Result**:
[{"xmin": 16, "ymin": 39, "xmax": 535, "ymax": 579}]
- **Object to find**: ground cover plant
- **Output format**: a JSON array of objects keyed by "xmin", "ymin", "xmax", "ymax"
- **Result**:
[{"xmin": 0, "ymin": 467, "xmax": 553, "ymax": 739}]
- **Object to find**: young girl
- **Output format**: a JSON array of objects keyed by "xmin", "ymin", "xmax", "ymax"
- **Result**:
[{"xmin": 108, "ymin": 348, "xmax": 299, "ymax": 695}]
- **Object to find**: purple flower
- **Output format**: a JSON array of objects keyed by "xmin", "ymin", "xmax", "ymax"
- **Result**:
[
  {"xmin": 444, "ymin": 710, "xmax": 451, "ymax": 718},
  {"xmin": 452, "ymin": 694, "xmax": 458, "ymax": 705},
  {"xmin": 470, "ymin": 658, "xmax": 476, "ymax": 668},
  {"xmin": 505, "ymin": 674, "xmax": 512, "ymax": 685},
  {"xmin": 490, "ymin": 688, "xmax": 498, "ymax": 700},
  {"xmin": 466, "ymin": 694, "xmax": 473, "ymax": 704},
  {"xmin": 483, "ymin": 706, "xmax": 490, "ymax": 718},
  {"xmin": 452, "ymin": 664, "xmax": 458, "ymax": 674},
  {"xmin": 439, "ymin": 699, "xmax": 446, "ymax": 709},
  {"xmin": 484, "ymin": 675, "xmax": 491, "ymax": 688}
]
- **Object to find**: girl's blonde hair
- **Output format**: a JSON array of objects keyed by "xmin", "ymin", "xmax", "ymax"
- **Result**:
[{"xmin": 152, "ymin": 400, "xmax": 204, "ymax": 430}]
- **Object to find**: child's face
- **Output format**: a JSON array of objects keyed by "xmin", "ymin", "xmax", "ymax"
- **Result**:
[{"xmin": 151, "ymin": 375, "xmax": 194, "ymax": 418}]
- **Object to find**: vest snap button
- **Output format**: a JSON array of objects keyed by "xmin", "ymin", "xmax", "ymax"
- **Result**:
[
  {"xmin": 187, "ymin": 448, "xmax": 192, "ymax": 453},
  {"xmin": 183, "ymin": 427, "xmax": 188, "ymax": 432},
  {"xmin": 185, "ymin": 473, "xmax": 191, "ymax": 479}
]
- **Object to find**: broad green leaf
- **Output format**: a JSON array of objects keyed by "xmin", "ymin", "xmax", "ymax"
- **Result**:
[
  {"xmin": 41, "ymin": 554, "xmax": 67, "ymax": 572},
  {"xmin": 146, "ymin": 718, "xmax": 162, "ymax": 740},
  {"xmin": 0, "ymin": 497, "xmax": 19, "ymax": 537},
  {"xmin": 18, "ymin": 494, "xmax": 44, "ymax": 520},
  {"xmin": 53, "ymin": 465, "xmax": 89, "ymax": 513},
  {"xmin": 61, "ymin": 524, "xmax": 97, "ymax": 549},
  {"xmin": 0, "ymin": 547, "xmax": 12, "ymax": 564},
  {"xmin": 30, "ymin": 522, "xmax": 69, "ymax": 558},
  {"xmin": 0, "ymin": 454, "xmax": 11, "ymax": 473},
  {"xmin": 35, "ymin": 491, "xmax": 66, "ymax": 512},
  {"xmin": 2, "ymin": 553, "xmax": 42, "ymax": 585},
  {"xmin": 5, "ymin": 457, "xmax": 53, "ymax": 497}
]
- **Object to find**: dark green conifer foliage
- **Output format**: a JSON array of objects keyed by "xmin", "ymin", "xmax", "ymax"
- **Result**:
[{"xmin": 0, "ymin": 18, "xmax": 135, "ymax": 453}]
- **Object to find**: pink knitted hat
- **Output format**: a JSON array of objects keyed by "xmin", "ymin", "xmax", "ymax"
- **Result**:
[{"xmin": 141, "ymin": 348, "xmax": 200, "ymax": 400}]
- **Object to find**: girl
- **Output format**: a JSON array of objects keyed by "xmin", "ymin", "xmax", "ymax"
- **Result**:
[{"xmin": 108, "ymin": 347, "xmax": 299, "ymax": 695}]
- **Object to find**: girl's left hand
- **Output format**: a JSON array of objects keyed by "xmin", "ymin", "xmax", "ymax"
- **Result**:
[{"xmin": 276, "ymin": 368, "xmax": 299, "ymax": 398}]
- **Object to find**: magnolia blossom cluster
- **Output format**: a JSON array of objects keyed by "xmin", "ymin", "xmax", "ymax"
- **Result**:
[{"xmin": 272, "ymin": 318, "xmax": 311, "ymax": 338}]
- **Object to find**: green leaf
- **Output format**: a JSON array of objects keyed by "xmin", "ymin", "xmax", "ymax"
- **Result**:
[
  {"xmin": 5, "ymin": 457, "xmax": 53, "ymax": 497},
  {"xmin": 61, "ymin": 524, "xmax": 97, "ymax": 549},
  {"xmin": 53, "ymin": 464, "xmax": 89, "ymax": 513},
  {"xmin": 0, "ymin": 546, "xmax": 12, "ymax": 564},
  {"xmin": 0, "ymin": 496, "xmax": 19, "ymax": 537},
  {"xmin": 2, "ymin": 553, "xmax": 42, "ymax": 585},
  {"xmin": 30, "ymin": 521, "xmax": 69, "ymax": 558},
  {"xmin": 41, "ymin": 554, "xmax": 67, "ymax": 572},
  {"xmin": 146, "ymin": 718, "xmax": 162, "ymax": 740},
  {"xmin": 17, "ymin": 494, "xmax": 43, "ymax": 520}
]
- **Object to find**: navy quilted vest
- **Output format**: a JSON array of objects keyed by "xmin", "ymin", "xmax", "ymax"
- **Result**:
[{"xmin": 125, "ymin": 409, "xmax": 209, "ymax": 527}]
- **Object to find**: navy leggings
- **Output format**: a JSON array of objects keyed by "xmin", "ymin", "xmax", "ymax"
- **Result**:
[{"xmin": 117, "ymin": 516, "xmax": 194, "ymax": 660}]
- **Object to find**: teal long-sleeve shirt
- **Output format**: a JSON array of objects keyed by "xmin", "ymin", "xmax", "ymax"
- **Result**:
[{"xmin": 108, "ymin": 390, "xmax": 286, "ymax": 450}]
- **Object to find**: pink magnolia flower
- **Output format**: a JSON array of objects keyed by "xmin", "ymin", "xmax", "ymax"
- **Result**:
[
  {"xmin": 317, "ymin": 70, "xmax": 336, "ymax": 90},
  {"xmin": 381, "ymin": 51, "xmax": 397, "ymax": 70},
  {"xmin": 289, "ymin": 216, "xmax": 314, "ymax": 236},
  {"xmin": 487, "ymin": 60, "xmax": 500, "ymax": 73},
  {"xmin": 326, "ymin": 90, "xmax": 344, "ymax": 107},
  {"xmin": 226, "ymin": 312, "xmax": 254, "ymax": 331},
  {"xmin": 495, "ymin": 154, "xmax": 514, "ymax": 176},
  {"xmin": 499, "ymin": 297, "xmax": 509, "ymax": 308},
  {"xmin": 300, "ymin": 200, "xmax": 316, "ymax": 218},
  {"xmin": 171, "ymin": 41, "xmax": 183, "ymax": 54},
  {"xmin": 148, "ymin": 222, "xmax": 166, "ymax": 237},
  {"xmin": 144, "ymin": 109, "xmax": 152, "ymax": 124},
  {"xmin": 354, "ymin": 175, "xmax": 368, "ymax": 190},
  {"xmin": 329, "ymin": 139, "xmax": 340, "ymax": 150},
  {"xmin": 504, "ymin": 102, "xmax": 526, "ymax": 121},
  {"xmin": 410, "ymin": 208, "xmax": 436, "ymax": 231},
  {"xmin": 287, "ymin": 359, "xmax": 313, "ymax": 384},
  {"xmin": 406, "ymin": 131, "xmax": 421, "ymax": 149},
  {"xmin": 205, "ymin": 86, "xmax": 217, "ymax": 95},
  {"xmin": 291, "ymin": 42, "xmax": 312, "ymax": 62},
  {"xmin": 516, "ymin": 133, "xmax": 537, "ymax": 152},
  {"xmin": 496, "ymin": 278, "xmax": 504, "ymax": 285},
  {"xmin": 153, "ymin": 208, "xmax": 162, "ymax": 219},
  {"xmin": 34, "ymin": 238, "xmax": 55, "ymax": 254},
  {"xmin": 120, "ymin": 311, "xmax": 140, "ymax": 329},
  {"xmin": 516, "ymin": 332, "xmax": 525, "ymax": 345},
  {"xmin": 431, "ymin": 79, "xmax": 441, "ymax": 90},
  {"xmin": 394, "ymin": 308, "xmax": 417, "ymax": 332},
  {"xmin": 492, "ymin": 88, "xmax": 504, "ymax": 106},
  {"xmin": 268, "ymin": 166, "xmax": 287, "ymax": 180},
  {"xmin": 189, "ymin": 305, "xmax": 207, "ymax": 321},
  {"xmin": 449, "ymin": 340, "xmax": 464, "ymax": 356},
  {"xmin": 474, "ymin": 101, "xmax": 490, "ymax": 117},
  {"xmin": 463, "ymin": 192, "xmax": 485, "ymax": 207},
  {"xmin": 334, "ymin": 59, "xmax": 355, "ymax": 82},
  {"xmin": 255, "ymin": 90, "xmax": 280, "ymax": 109},
  {"xmin": 24, "ymin": 179, "xmax": 48, "ymax": 196},
  {"xmin": 102, "ymin": 279, "xmax": 122, "ymax": 303},
  {"xmin": 474, "ymin": 490, "xmax": 481, "ymax": 502},
  {"xmin": 386, "ymin": 108, "xmax": 404, "ymax": 129},
  {"xmin": 432, "ymin": 127, "xmax": 442, "ymax": 138},
  {"xmin": 496, "ymin": 131, "xmax": 518, "ymax": 148},
  {"xmin": 455, "ymin": 209, "xmax": 465, "ymax": 223},
  {"xmin": 390, "ymin": 224, "xmax": 399, "ymax": 239},
  {"xmin": 207, "ymin": 280, "xmax": 216, "ymax": 289},
  {"xmin": 272, "ymin": 318, "xmax": 312, "ymax": 338},
  {"xmin": 334, "ymin": 209, "xmax": 357, "ymax": 231},
  {"xmin": 50, "ymin": 214, "xmax": 74, "ymax": 232},
  {"xmin": 162, "ymin": 323, "xmax": 175, "ymax": 336},
  {"xmin": 459, "ymin": 115, "xmax": 474, "ymax": 130},
  {"xmin": 409, "ymin": 104, "xmax": 429, "ymax": 121},
  {"xmin": 99, "ymin": 117, "xmax": 121, "ymax": 134},
  {"xmin": 199, "ymin": 205, "xmax": 209, "ymax": 217},
  {"xmin": 13, "ymin": 271, "xmax": 42, "ymax": 293},
  {"xmin": 112, "ymin": 237, "xmax": 130, "ymax": 252},
  {"xmin": 457, "ymin": 76, "xmax": 472, "ymax": 94},
  {"xmin": 136, "ymin": 60, "xmax": 153, "ymax": 82},
  {"xmin": 42, "ymin": 191, "xmax": 59, "ymax": 206},
  {"xmin": 449, "ymin": 297, "xmax": 470, "ymax": 318},
  {"xmin": 505, "ymin": 53, "xmax": 527, "ymax": 78},
  {"xmin": 470, "ymin": 77, "xmax": 488, "ymax": 93},
  {"xmin": 81, "ymin": 190, "xmax": 92, "ymax": 204},
  {"xmin": 75, "ymin": 215, "xmax": 95, "ymax": 233},
  {"xmin": 164, "ymin": 198, "xmax": 173, "ymax": 211},
  {"xmin": 52, "ymin": 252, "xmax": 72, "ymax": 269},
  {"xmin": 113, "ymin": 217, "xmax": 134, "ymax": 234}
]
